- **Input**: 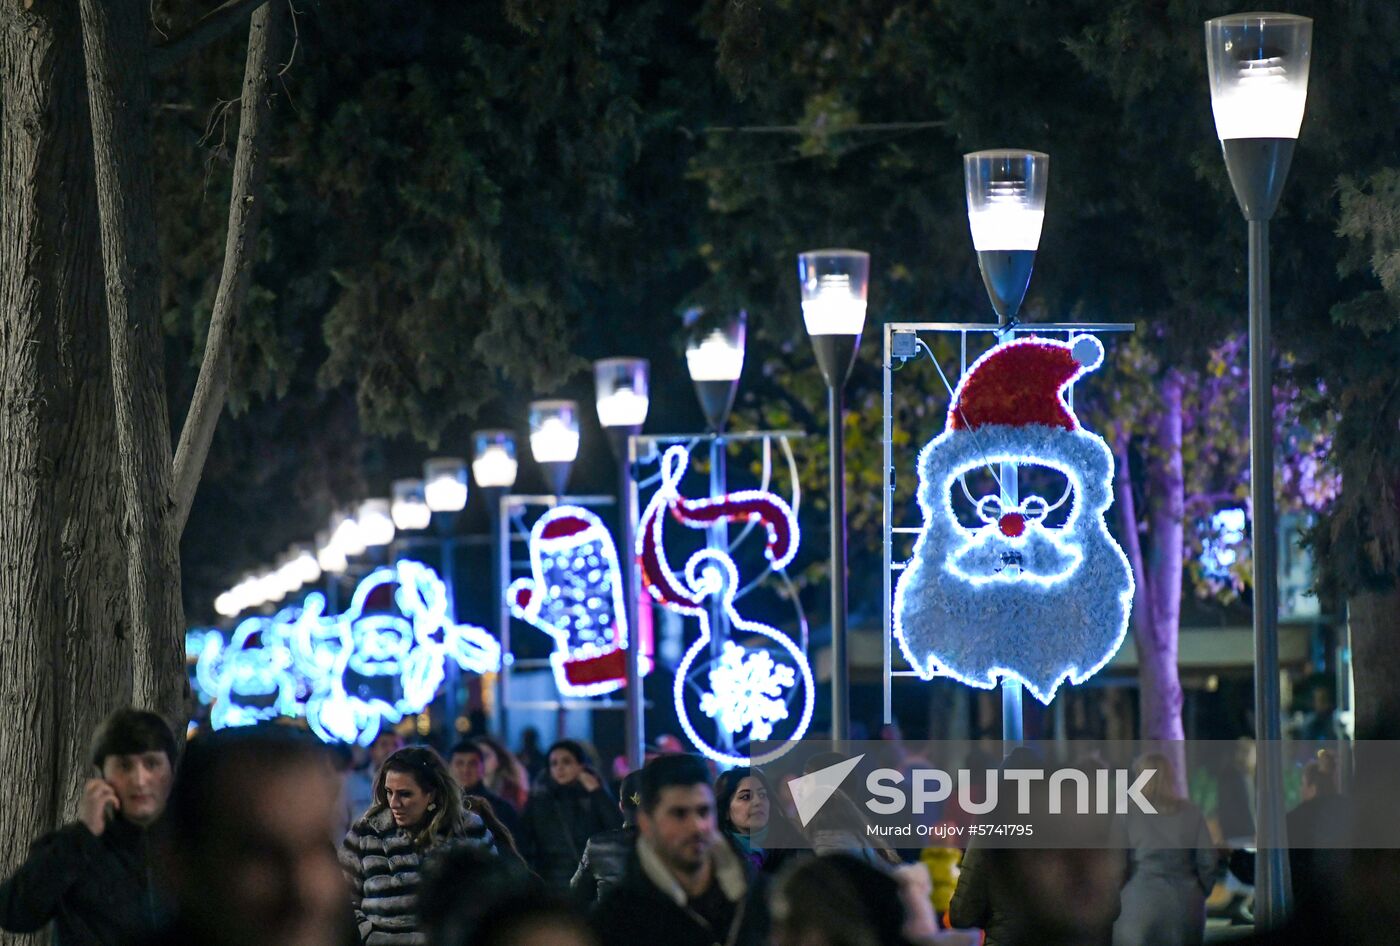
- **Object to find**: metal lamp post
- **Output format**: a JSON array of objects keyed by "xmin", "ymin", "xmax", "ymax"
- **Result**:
[
  {"xmin": 595, "ymin": 357, "xmax": 650, "ymax": 770},
  {"xmin": 685, "ymin": 310, "xmax": 747, "ymax": 756},
  {"xmin": 528, "ymin": 400, "xmax": 581, "ymax": 499},
  {"xmin": 472, "ymin": 429, "xmax": 519, "ymax": 738},
  {"xmin": 799, "ymin": 248, "xmax": 870, "ymax": 748},
  {"xmin": 1205, "ymin": 11, "xmax": 1312, "ymax": 928},
  {"xmin": 964, "ymin": 149, "xmax": 1050, "ymax": 745},
  {"xmin": 423, "ymin": 456, "xmax": 469, "ymax": 734}
]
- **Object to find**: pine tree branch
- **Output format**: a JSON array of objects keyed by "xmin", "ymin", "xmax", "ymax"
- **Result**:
[
  {"xmin": 173, "ymin": 0, "xmax": 282, "ymax": 535},
  {"xmin": 148, "ymin": 0, "xmax": 268, "ymax": 75}
]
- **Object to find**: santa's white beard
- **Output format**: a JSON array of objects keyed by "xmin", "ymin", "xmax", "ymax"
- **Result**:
[{"xmin": 894, "ymin": 528, "xmax": 1131, "ymax": 704}]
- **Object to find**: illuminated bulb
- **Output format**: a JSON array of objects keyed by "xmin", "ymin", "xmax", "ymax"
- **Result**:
[
  {"xmin": 317, "ymin": 541, "xmax": 347, "ymax": 576},
  {"xmin": 332, "ymin": 512, "xmax": 366, "ymax": 558},
  {"xmin": 968, "ymin": 180, "xmax": 1045, "ymax": 251},
  {"xmin": 214, "ymin": 592, "xmax": 239, "ymax": 618},
  {"xmin": 1210, "ymin": 53, "xmax": 1307, "ymax": 139},
  {"xmin": 801, "ymin": 273, "xmax": 867, "ymax": 336},
  {"xmin": 357, "ymin": 499, "xmax": 396, "ymax": 548},
  {"xmin": 292, "ymin": 546, "xmax": 322, "ymax": 585},
  {"xmin": 596, "ymin": 387, "xmax": 650, "ymax": 428},
  {"xmin": 257, "ymin": 570, "xmax": 284, "ymax": 604},
  {"xmin": 391, "ymin": 479, "xmax": 432, "ymax": 531},
  {"xmin": 472, "ymin": 445, "xmax": 518, "ymax": 489},
  {"xmin": 530, "ymin": 417, "xmax": 580, "ymax": 463},
  {"xmin": 424, "ymin": 459, "xmax": 469, "ymax": 513},
  {"xmin": 686, "ymin": 330, "xmax": 745, "ymax": 381}
]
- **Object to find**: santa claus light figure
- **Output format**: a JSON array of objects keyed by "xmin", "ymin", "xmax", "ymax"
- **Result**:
[{"xmin": 892, "ymin": 334, "xmax": 1134, "ymax": 704}]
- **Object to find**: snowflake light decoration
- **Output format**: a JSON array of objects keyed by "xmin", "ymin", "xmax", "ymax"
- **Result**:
[
  {"xmin": 700, "ymin": 640, "xmax": 797, "ymax": 742},
  {"xmin": 637, "ymin": 445, "xmax": 813, "ymax": 766}
]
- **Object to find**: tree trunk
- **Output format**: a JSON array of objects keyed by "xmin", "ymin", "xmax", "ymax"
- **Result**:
[
  {"xmin": 1348, "ymin": 585, "xmax": 1400, "ymax": 741},
  {"xmin": 79, "ymin": 0, "xmax": 186, "ymax": 720},
  {"xmin": 0, "ymin": 0, "xmax": 132, "ymax": 933},
  {"xmin": 1141, "ymin": 371, "xmax": 1186, "ymax": 745}
]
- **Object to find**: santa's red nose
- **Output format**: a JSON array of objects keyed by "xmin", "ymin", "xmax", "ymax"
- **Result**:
[{"xmin": 998, "ymin": 513, "xmax": 1025, "ymax": 538}]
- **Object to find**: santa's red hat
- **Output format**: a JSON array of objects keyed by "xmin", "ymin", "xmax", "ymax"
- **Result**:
[{"xmin": 947, "ymin": 336, "xmax": 1103, "ymax": 432}]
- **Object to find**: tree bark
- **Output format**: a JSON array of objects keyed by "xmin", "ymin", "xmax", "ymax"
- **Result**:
[
  {"xmin": 173, "ymin": 0, "xmax": 282, "ymax": 534},
  {"xmin": 79, "ymin": 0, "xmax": 186, "ymax": 721},
  {"xmin": 0, "ymin": 0, "xmax": 131, "ymax": 932},
  {"xmin": 1348, "ymin": 585, "xmax": 1400, "ymax": 740},
  {"xmin": 1141, "ymin": 371, "xmax": 1186, "ymax": 745}
]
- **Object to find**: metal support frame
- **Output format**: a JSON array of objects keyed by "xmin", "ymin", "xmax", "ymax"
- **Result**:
[{"xmin": 880, "ymin": 321, "xmax": 1135, "ymax": 744}]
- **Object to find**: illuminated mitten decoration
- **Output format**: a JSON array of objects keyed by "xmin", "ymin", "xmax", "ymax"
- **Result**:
[
  {"xmin": 509, "ymin": 506, "xmax": 647, "ymax": 696},
  {"xmin": 893, "ymin": 335, "xmax": 1134, "ymax": 704}
]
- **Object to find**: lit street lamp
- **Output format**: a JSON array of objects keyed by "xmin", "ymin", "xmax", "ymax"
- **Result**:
[
  {"xmin": 964, "ymin": 149, "xmax": 1050, "ymax": 745},
  {"xmin": 357, "ymin": 498, "xmax": 396, "ymax": 549},
  {"xmin": 595, "ymin": 358, "xmax": 650, "ymax": 768},
  {"xmin": 392, "ymin": 478, "xmax": 432, "ymax": 532},
  {"xmin": 473, "ymin": 428, "xmax": 519, "ymax": 739},
  {"xmin": 529, "ymin": 399, "xmax": 580, "ymax": 498},
  {"xmin": 685, "ymin": 310, "xmax": 746, "ymax": 433},
  {"xmin": 964, "ymin": 149, "xmax": 1048, "ymax": 327},
  {"xmin": 799, "ymin": 248, "xmax": 870, "ymax": 747},
  {"xmin": 1205, "ymin": 11, "xmax": 1312, "ymax": 927},
  {"xmin": 424, "ymin": 457, "xmax": 470, "ymax": 514}
]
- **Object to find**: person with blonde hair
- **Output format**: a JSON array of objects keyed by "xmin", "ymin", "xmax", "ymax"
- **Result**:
[
  {"xmin": 341, "ymin": 746, "xmax": 495, "ymax": 945},
  {"xmin": 1112, "ymin": 752, "xmax": 1217, "ymax": 946}
]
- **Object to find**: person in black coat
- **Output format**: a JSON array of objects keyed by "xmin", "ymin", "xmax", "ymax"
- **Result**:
[
  {"xmin": 571, "ymin": 770, "xmax": 641, "ymax": 902},
  {"xmin": 0, "ymin": 709, "xmax": 177, "ymax": 946},
  {"xmin": 519, "ymin": 740, "xmax": 621, "ymax": 891},
  {"xmin": 592, "ymin": 755, "xmax": 769, "ymax": 946},
  {"xmin": 449, "ymin": 740, "xmax": 523, "ymax": 841}
]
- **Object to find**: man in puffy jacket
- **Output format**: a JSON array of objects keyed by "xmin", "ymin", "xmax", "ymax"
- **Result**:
[
  {"xmin": 570, "ymin": 770, "xmax": 641, "ymax": 902},
  {"xmin": 0, "ymin": 709, "xmax": 177, "ymax": 946}
]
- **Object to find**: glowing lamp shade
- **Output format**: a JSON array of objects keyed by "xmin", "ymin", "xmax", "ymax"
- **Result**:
[
  {"xmin": 423, "ymin": 457, "xmax": 469, "ymax": 513},
  {"xmin": 594, "ymin": 358, "xmax": 650, "ymax": 429},
  {"xmin": 529, "ymin": 400, "xmax": 581, "ymax": 464},
  {"xmin": 316, "ymin": 528, "xmax": 348, "ymax": 575},
  {"xmin": 390, "ymin": 478, "xmax": 431, "ymax": 531},
  {"xmin": 1205, "ymin": 14, "xmax": 1312, "ymax": 140},
  {"xmin": 357, "ymin": 498, "xmax": 396, "ymax": 548},
  {"xmin": 964, "ymin": 150, "xmax": 1049, "ymax": 252},
  {"xmin": 275, "ymin": 553, "xmax": 303, "ymax": 597},
  {"xmin": 214, "ymin": 591, "xmax": 239, "ymax": 618},
  {"xmin": 257, "ymin": 569, "xmax": 284, "ymax": 604},
  {"xmin": 233, "ymin": 574, "xmax": 261, "ymax": 611},
  {"xmin": 331, "ymin": 508, "xmax": 366, "ymax": 558},
  {"xmin": 291, "ymin": 543, "xmax": 322, "ymax": 586},
  {"xmin": 798, "ymin": 250, "xmax": 869, "ymax": 336},
  {"xmin": 472, "ymin": 430, "xmax": 519, "ymax": 489},
  {"xmin": 685, "ymin": 312, "xmax": 746, "ymax": 382}
]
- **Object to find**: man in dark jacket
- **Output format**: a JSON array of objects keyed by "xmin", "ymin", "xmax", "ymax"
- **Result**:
[
  {"xmin": 571, "ymin": 770, "xmax": 641, "ymax": 902},
  {"xmin": 449, "ymin": 739, "xmax": 522, "ymax": 840},
  {"xmin": 0, "ymin": 709, "xmax": 177, "ymax": 946},
  {"xmin": 592, "ymin": 754, "xmax": 768, "ymax": 946}
]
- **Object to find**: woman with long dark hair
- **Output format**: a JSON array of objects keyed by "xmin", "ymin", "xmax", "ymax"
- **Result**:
[
  {"xmin": 341, "ymin": 747, "xmax": 495, "ymax": 945},
  {"xmin": 714, "ymin": 766, "xmax": 801, "ymax": 874},
  {"xmin": 475, "ymin": 735, "xmax": 530, "ymax": 813},
  {"xmin": 518, "ymin": 740, "xmax": 620, "ymax": 891}
]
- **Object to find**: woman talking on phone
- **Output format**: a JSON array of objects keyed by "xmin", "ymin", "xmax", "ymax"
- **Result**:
[
  {"xmin": 0, "ymin": 708, "xmax": 178, "ymax": 946},
  {"xmin": 340, "ymin": 746, "xmax": 496, "ymax": 945}
]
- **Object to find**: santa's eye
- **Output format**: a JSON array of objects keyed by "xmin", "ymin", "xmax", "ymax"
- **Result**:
[{"xmin": 950, "ymin": 464, "xmax": 1073, "ymax": 529}]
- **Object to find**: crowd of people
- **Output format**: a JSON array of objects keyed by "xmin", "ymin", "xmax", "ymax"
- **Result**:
[{"xmin": 0, "ymin": 708, "xmax": 1387, "ymax": 946}]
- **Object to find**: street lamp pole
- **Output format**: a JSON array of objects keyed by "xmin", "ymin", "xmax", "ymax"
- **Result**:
[
  {"xmin": 595, "ymin": 358, "xmax": 650, "ymax": 771},
  {"xmin": 800, "ymin": 250, "xmax": 870, "ymax": 749},
  {"xmin": 472, "ymin": 429, "xmax": 519, "ymax": 738},
  {"xmin": 1205, "ymin": 12, "xmax": 1312, "ymax": 928},
  {"xmin": 964, "ymin": 149, "xmax": 1049, "ymax": 747}
]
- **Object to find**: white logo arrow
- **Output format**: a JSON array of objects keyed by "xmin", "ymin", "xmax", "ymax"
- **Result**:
[{"xmin": 788, "ymin": 753, "xmax": 865, "ymax": 827}]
